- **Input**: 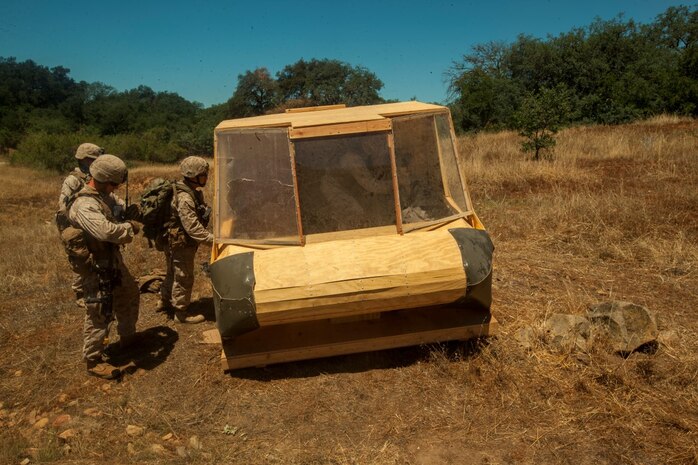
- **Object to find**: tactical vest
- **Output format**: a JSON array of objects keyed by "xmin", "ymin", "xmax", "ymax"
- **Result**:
[
  {"xmin": 63, "ymin": 187, "xmax": 119, "ymax": 271},
  {"xmin": 165, "ymin": 181, "xmax": 210, "ymax": 248},
  {"xmin": 55, "ymin": 169, "xmax": 89, "ymax": 233}
]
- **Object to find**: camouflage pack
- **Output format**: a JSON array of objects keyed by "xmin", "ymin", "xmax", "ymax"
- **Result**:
[{"xmin": 139, "ymin": 178, "xmax": 174, "ymax": 249}]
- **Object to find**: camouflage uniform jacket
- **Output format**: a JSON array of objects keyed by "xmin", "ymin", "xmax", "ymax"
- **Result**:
[
  {"xmin": 58, "ymin": 168, "xmax": 88, "ymax": 215},
  {"xmin": 68, "ymin": 186, "xmax": 135, "ymax": 265},
  {"xmin": 169, "ymin": 182, "xmax": 213, "ymax": 246}
]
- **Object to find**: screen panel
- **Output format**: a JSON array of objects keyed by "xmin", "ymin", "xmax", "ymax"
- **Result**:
[
  {"xmin": 392, "ymin": 114, "xmax": 455, "ymax": 224},
  {"xmin": 293, "ymin": 132, "xmax": 396, "ymax": 235},
  {"xmin": 215, "ymin": 128, "xmax": 299, "ymax": 241}
]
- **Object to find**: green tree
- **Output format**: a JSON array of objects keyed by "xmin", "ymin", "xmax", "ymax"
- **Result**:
[
  {"xmin": 276, "ymin": 58, "xmax": 383, "ymax": 107},
  {"xmin": 514, "ymin": 86, "xmax": 571, "ymax": 161},
  {"xmin": 447, "ymin": 5, "xmax": 698, "ymax": 132},
  {"xmin": 227, "ymin": 68, "xmax": 279, "ymax": 117},
  {"xmin": 449, "ymin": 68, "xmax": 522, "ymax": 131}
]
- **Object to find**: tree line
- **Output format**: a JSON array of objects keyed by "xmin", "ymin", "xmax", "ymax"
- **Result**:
[
  {"xmin": 447, "ymin": 5, "xmax": 698, "ymax": 133},
  {"xmin": 1, "ymin": 5, "xmax": 696, "ymax": 170},
  {"xmin": 0, "ymin": 58, "xmax": 384, "ymax": 171}
]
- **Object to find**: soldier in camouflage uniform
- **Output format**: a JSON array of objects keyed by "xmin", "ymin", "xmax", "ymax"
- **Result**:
[
  {"xmin": 157, "ymin": 156, "xmax": 213, "ymax": 324},
  {"xmin": 67, "ymin": 154, "xmax": 140, "ymax": 379},
  {"xmin": 56, "ymin": 143, "xmax": 105, "ymax": 307}
]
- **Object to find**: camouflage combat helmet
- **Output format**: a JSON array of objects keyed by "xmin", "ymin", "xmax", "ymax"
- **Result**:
[
  {"xmin": 180, "ymin": 156, "xmax": 209, "ymax": 178},
  {"xmin": 75, "ymin": 143, "xmax": 105, "ymax": 160},
  {"xmin": 90, "ymin": 154, "xmax": 128, "ymax": 184}
]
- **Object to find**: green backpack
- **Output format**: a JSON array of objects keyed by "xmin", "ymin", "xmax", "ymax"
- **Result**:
[{"xmin": 139, "ymin": 178, "xmax": 174, "ymax": 248}]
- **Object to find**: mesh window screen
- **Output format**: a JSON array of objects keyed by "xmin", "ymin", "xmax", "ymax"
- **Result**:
[
  {"xmin": 216, "ymin": 129, "xmax": 299, "ymax": 241},
  {"xmin": 392, "ymin": 114, "xmax": 456, "ymax": 223},
  {"xmin": 294, "ymin": 132, "xmax": 395, "ymax": 234}
]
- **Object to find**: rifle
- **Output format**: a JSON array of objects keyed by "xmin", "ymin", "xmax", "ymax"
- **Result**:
[
  {"xmin": 125, "ymin": 175, "xmax": 130, "ymax": 218},
  {"xmin": 84, "ymin": 247, "xmax": 121, "ymax": 323}
]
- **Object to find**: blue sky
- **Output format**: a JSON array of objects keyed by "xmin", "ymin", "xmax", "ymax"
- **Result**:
[{"xmin": 0, "ymin": 1, "xmax": 688, "ymax": 108}]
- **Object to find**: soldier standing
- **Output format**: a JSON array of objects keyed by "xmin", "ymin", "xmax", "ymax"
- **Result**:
[
  {"xmin": 157, "ymin": 156, "xmax": 213, "ymax": 324},
  {"xmin": 56, "ymin": 143, "xmax": 105, "ymax": 307},
  {"xmin": 67, "ymin": 154, "xmax": 140, "ymax": 379}
]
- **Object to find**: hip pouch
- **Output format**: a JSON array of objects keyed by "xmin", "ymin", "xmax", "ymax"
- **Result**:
[{"xmin": 61, "ymin": 226, "xmax": 92, "ymax": 273}]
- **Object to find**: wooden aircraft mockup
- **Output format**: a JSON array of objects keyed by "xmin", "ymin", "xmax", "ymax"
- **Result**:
[{"xmin": 205, "ymin": 101, "xmax": 496, "ymax": 370}]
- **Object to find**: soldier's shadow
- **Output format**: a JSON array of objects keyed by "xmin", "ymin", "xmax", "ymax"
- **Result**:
[{"xmin": 108, "ymin": 325, "xmax": 178, "ymax": 372}]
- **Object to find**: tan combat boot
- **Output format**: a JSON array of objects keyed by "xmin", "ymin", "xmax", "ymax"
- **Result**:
[
  {"xmin": 175, "ymin": 311, "xmax": 205, "ymax": 324},
  {"xmin": 86, "ymin": 360, "xmax": 121, "ymax": 379},
  {"xmin": 155, "ymin": 299, "xmax": 171, "ymax": 313}
]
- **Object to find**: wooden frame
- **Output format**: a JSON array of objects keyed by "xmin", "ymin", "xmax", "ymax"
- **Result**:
[
  {"xmin": 289, "ymin": 119, "xmax": 391, "ymax": 139},
  {"xmin": 287, "ymin": 135, "xmax": 306, "ymax": 246},
  {"xmin": 387, "ymin": 132, "xmax": 404, "ymax": 235},
  {"xmin": 208, "ymin": 101, "xmax": 494, "ymax": 371},
  {"xmin": 286, "ymin": 104, "xmax": 347, "ymax": 113},
  {"xmin": 203, "ymin": 307, "xmax": 498, "ymax": 370}
]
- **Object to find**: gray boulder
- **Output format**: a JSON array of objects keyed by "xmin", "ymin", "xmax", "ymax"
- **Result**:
[
  {"xmin": 542, "ymin": 313, "xmax": 590, "ymax": 352},
  {"xmin": 587, "ymin": 301, "xmax": 658, "ymax": 353}
]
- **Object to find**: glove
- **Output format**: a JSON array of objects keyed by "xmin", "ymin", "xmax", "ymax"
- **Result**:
[
  {"xmin": 125, "ymin": 204, "xmax": 141, "ymax": 221},
  {"xmin": 128, "ymin": 221, "xmax": 141, "ymax": 235}
]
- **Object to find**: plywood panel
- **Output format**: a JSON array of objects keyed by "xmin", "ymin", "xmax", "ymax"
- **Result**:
[
  {"xmin": 289, "ymin": 119, "xmax": 391, "ymax": 138},
  {"xmin": 253, "ymin": 228, "xmax": 463, "ymax": 290},
  {"xmin": 220, "ymin": 306, "xmax": 497, "ymax": 370},
  {"xmin": 248, "ymin": 228, "xmax": 467, "ymax": 325},
  {"xmin": 215, "ymin": 102, "xmax": 446, "ymax": 131}
]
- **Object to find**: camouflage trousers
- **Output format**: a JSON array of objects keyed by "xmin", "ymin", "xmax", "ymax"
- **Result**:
[
  {"xmin": 79, "ymin": 260, "xmax": 140, "ymax": 362},
  {"xmin": 71, "ymin": 273, "xmax": 83, "ymax": 298},
  {"xmin": 161, "ymin": 243, "xmax": 198, "ymax": 312},
  {"xmin": 67, "ymin": 256, "xmax": 85, "ymax": 303}
]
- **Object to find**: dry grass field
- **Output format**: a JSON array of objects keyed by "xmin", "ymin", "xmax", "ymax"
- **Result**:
[{"xmin": 0, "ymin": 118, "xmax": 696, "ymax": 464}]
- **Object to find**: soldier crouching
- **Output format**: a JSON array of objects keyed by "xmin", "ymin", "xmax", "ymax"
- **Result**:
[{"xmin": 67, "ymin": 154, "xmax": 140, "ymax": 379}]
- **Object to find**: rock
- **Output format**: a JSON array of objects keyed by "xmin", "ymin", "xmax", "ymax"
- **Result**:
[
  {"xmin": 14, "ymin": 370, "xmax": 23, "ymax": 377},
  {"xmin": 127, "ymin": 443, "xmax": 137, "ymax": 455},
  {"xmin": 150, "ymin": 444, "xmax": 167, "ymax": 455},
  {"xmin": 52, "ymin": 414, "xmax": 71, "ymax": 428},
  {"xmin": 83, "ymin": 408, "xmax": 101, "ymax": 417},
  {"xmin": 126, "ymin": 425, "xmax": 145, "ymax": 437},
  {"xmin": 542, "ymin": 313, "xmax": 590, "ymax": 352},
  {"xmin": 101, "ymin": 383, "xmax": 111, "ymax": 393},
  {"xmin": 20, "ymin": 459, "xmax": 30, "ymax": 465},
  {"xmin": 588, "ymin": 301, "xmax": 658, "ymax": 353},
  {"xmin": 27, "ymin": 409, "xmax": 37, "ymax": 425},
  {"xmin": 515, "ymin": 326, "xmax": 538, "ymax": 349},
  {"xmin": 176, "ymin": 446, "xmax": 188, "ymax": 458},
  {"xmin": 189, "ymin": 435, "xmax": 202, "ymax": 450},
  {"xmin": 57, "ymin": 394, "xmax": 69, "ymax": 403},
  {"xmin": 58, "ymin": 429, "xmax": 76, "ymax": 441},
  {"xmin": 162, "ymin": 433, "xmax": 173, "ymax": 441},
  {"xmin": 32, "ymin": 418, "xmax": 49, "ymax": 429}
]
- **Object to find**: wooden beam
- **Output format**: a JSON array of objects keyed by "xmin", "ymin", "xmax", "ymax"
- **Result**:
[
  {"xmin": 220, "ymin": 306, "xmax": 497, "ymax": 370},
  {"xmin": 387, "ymin": 132, "xmax": 403, "ymax": 235},
  {"xmin": 285, "ymin": 104, "xmax": 346, "ymax": 113},
  {"xmin": 287, "ymin": 137, "xmax": 305, "ymax": 245},
  {"xmin": 289, "ymin": 119, "xmax": 391, "ymax": 139}
]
